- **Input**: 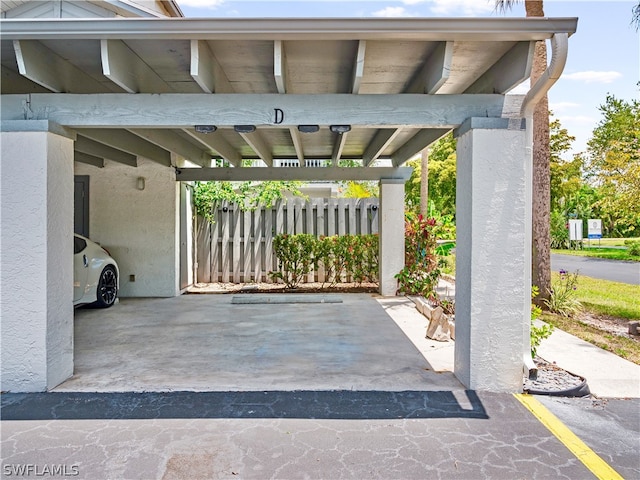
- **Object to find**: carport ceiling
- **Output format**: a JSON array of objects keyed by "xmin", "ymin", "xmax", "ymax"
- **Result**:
[{"xmin": 0, "ymin": 17, "xmax": 577, "ymax": 173}]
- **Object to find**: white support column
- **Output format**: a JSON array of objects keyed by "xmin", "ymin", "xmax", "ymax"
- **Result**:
[
  {"xmin": 453, "ymin": 118, "xmax": 528, "ymax": 392},
  {"xmin": 378, "ymin": 179, "xmax": 405, "ymax": 296},
  {"xmin": 1, "ymin": 121, "xmax": 75, "ymax": 392}
]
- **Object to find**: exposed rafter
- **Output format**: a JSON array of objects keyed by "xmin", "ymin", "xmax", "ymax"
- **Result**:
[
  {"xmin": 351, "ymin": 40, "xmax": 366, "ymax": 94},
  {"xmin": 13, "ymin": 40, "xmax": 105, "ymax": 93},
  {"xmin": 363, "ymin": 128, "xmax": 403, "ymax": 167},
  {"xmin": 101, "ymin": 39, "xmax": 172, "ymax": 93},
  {"xmin": 464, "ymin": 41, "xmax": 535, "ymax": 94},
  {"xmin": 181, "ymin": 128, "xmax": 242, "ymax": 167},
  {"xmin": 75, "ymin": 134, "xmax": 137, "ymax": 167},
  {"xmin": 129, "ymin": 128, "xmax": 211, "ymax": 167},
  {"xmin": 331, "ymin": 132, "xmax": 348, "ymax": 166},
  {"xmin": 239, "ymin": 131, "xmax": 273, "ymax": 167},
  {"xmin": 74, "ymin": 150, "xmax": 104, "ymax": 168},
  {"xmin": 190, "ymin": 40, "xmax": 233, "ymax": 94},
  {"xmin": 79, "ymin": 129, "xmax": 172, "ymax": 166},
  {"xmin": 406, "ymin": 41, "xmax": 453, "ymax": 94},
  {"xmin": 274, "ymin": 40, "xmax": 287, "ymax": 94},
  {"xmin": 289, "ymin": 126, "xmax": 304, "ymax": 164},
  {"xmin": 391, "ymin": 128, "xmax": 450, "ymax": 167}
]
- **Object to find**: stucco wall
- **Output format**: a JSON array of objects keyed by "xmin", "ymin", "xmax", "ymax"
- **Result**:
[
  {"xmin": 74, "ymin": 158, "xmax": 180, "ymax": 297},
  {"xmin": 454, "ymin": 119, "xmax": 527, "ymax": 392},
  {"xmin": 1, "ymin": 128, "xmax": 74, "ymax": 392}
]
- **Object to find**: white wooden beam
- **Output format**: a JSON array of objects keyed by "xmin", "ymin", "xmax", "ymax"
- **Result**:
[
  {"xmin": 274, "ymin": 40, "xmax": 287, "ymax": 94},
  {"xmin": 3, "ymin": 93, "xmax": 513, "ymax": 128},
  {"xmin": 181, "ymin": 128, "xmax": 242, "ymax": 167},
  {"xmin": 363, "ymin": 128, "xmax": 402, "ymax": 167},
  {"xmin": 129, "ymin": 128, "xmax": 211, "ymax": 167},
  {"xmin": 101, "ymin": 39, "xmax": 172, "ymax": 94},
  {"xmin": 289, "ymin": 126, "xmax": 304, "ymax": 163},
  {"xmin": 78, "ymin": 129, "xmax": 172, "ymax": 166},
  {"xmin": 13, "ymin": 40, "xmax": 105, "ymax": 93},
  {"xmin": 239, "ymin": 131, "xmax": 273, "ymax": 167},
  {"xmin": 74, "ymin": 151, "xmax": 104, "ymax": 168},
  {"xmin": 391, "ymin": 128, "xmax": 450, "ymax": 167},
  {"xmin": 352, "ymin": 40, "xmax": 366, "ymax": 94},
  {"xmin": 464, "ymin": 41, "xmax": 535, "ymax": 94},
  {"xmin": 331, "ymin": 132, "xmax": 348, "ymax": 166},
  {"xmin": 190, "ymin": 40, "xmax": 233, "ymax": 94},
  {"xmin": 75, "ymin": 134, "xmax": 137, "ymax": 166},
  {"xmin": 176, "ymin": 167, "xmax": 413, "ymax": 182},
  {"xmin": 406, "ymin": 41, "xmax": 453, "ymax": 94}
]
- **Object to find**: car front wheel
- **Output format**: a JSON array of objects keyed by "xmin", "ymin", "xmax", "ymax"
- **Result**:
[{"xmin": 94, "ymin": 265, "xmax": 118, "ymax": 308}]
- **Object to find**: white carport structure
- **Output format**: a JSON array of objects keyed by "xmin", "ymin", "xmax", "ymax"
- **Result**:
[{"xmin": 0, "ymin": 16, "xmax": 577, "ymax": 393}]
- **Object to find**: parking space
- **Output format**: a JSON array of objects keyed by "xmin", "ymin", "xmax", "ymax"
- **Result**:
[{"xmin": 58, "ymin": 293, "xmax": 463, "ymax": 393}]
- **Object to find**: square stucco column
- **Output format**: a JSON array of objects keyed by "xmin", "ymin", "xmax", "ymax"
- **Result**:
[
  {"xmin": 378, "ymin": 179, "xmax": 405, "ymax": 296},
  {"xmin": 453, "ymin": 118, "xmax": 528, "ymax": 392},
  {"xmin": 1, "ymin": 121, "xmax": 75, "ymax": 392}
]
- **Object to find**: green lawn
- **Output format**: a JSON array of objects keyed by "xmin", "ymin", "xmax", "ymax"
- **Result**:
[
  {"xmin": 553, "ymin": 237, "xmax": 640, "ymax": 261},
  {"xmin": 552, "ymin": 272, "xmax": 640, "ymax": 320}
]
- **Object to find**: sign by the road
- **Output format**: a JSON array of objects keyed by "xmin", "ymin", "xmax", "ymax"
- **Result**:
[
  {"xmin": 588, "ymin": 219, "xmax": 602, "ymax": 239},
  {"xmin": 569, "ymin": 219, "xmax": 582, "ymax": 241}
]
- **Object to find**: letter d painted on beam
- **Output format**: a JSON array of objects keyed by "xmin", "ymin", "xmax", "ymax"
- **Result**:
[{"xmin": 274, "ymin": 108, "xmax": 284, "ymax": 124}]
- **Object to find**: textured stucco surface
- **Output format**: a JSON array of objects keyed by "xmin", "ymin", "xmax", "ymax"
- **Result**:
[
  {"xmin": 74, "ymin": 158, "xmax": 179, "ymax": 297},
  {"xmin": 1, "ymin": 129, "xmax": 74, "ymax": 392},
  {"xmin": 378, "ymin": 179, "xmax": 405, "ymax": 296},
  {"xmin": 454, "ymin": 124, "xmax": 527, "ymax": 392}
]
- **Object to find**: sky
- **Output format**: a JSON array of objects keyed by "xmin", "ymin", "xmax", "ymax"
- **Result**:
[{"xmin": 175, "ymin": 0, "xmax": 639, "ymax": 159}]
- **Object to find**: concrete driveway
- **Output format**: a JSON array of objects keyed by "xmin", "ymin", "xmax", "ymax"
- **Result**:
[{"xmin": 58, "ymin": 293, "xmax": 462, "ymax": 392}]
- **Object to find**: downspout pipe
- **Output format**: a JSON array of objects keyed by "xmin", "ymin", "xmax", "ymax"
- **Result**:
[{"xmin": 521, "ymin": 33, "xmax": 569, "ymax": 380}]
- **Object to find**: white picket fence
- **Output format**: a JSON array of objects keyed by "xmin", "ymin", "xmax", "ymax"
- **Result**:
[{"xmin": 196, "ymin": 197, "xmax": 380, "ymax": 283}]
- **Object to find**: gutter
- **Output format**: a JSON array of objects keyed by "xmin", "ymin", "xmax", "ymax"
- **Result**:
[{"xmin": 521, "ymin": 32, "xmax": 569, "ymax": 380}]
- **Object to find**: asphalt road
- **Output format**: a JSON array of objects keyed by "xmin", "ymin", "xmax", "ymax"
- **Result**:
[{"xmin": 551, "ymin": 253, "xmax": 640, "ymax": 285}]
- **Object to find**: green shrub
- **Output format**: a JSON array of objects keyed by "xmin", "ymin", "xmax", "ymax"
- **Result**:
[
  {"xmin": 271, "ymin": 234, "xmax": 379, "ymax": 289},
  {"xmin": 270, "ymin": 234, "xmax": 316, "ymax": 288},
  {"xmin": 627, "ymin": 241, "xmax": 640, "ymax": 256}
]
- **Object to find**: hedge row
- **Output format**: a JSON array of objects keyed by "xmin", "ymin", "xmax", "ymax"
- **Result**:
[{"xmin": 270, "ymin": 234, "xmax": 379, "ymax": 289}]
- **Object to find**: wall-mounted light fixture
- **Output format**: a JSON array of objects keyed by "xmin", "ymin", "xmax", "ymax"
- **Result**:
[
  {"xmin": 234, "ymin": 125, "xmax": 256, "ymax": 134},
  {"xmin": 137, "ymin": 177, "xmax": 146, "ymax": 191},
  {"xmin": 298, "ymin": 125, "xmax": 320, "ymax": 133},
  {"xmin": 194, "ymin": 125, "xmax": 217, "ymax": 134},
  {"xmin": 330, "ymin": 125, "xmax": 351, "ymax": 134}
]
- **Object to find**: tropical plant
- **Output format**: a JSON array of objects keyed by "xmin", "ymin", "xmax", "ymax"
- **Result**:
[
  {"xmin": 395, "ymin": 213, "xmax": 441, "ymax": 298},
  {"xmin": 530, "ymin": 286, "xmax": 554, "ymax": 358},
  {"xmin": 270, "ymin": 234, "xmax": 316, "ymax": 288},
  {"xmin": 543, "ymin": 269, "xmax": 582, "ymax": 317}
]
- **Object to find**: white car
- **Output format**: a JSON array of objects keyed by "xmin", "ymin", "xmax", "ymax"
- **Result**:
[{"xmin": 73, "ymin": 234, "xmax": 119, "ymax": 308}]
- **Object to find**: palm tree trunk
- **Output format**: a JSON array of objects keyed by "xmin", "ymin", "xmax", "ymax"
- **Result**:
[{"xmin": 526, "ymin": 0, "xmax": 552, "ymax": 306}]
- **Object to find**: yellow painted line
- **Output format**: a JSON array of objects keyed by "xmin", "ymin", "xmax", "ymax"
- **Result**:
[{"xmin": 514, "ymin": 394, "xmax": 623, "ymax": 480}]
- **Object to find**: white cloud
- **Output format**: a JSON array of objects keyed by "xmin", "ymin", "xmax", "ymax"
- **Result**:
[
  {"xmin": 430, "ymin": 0, "xmax": 494, "ymax": 16},
  {"xmin": 550, "ymin": 101, "xmax": 581, "ymax": 112},
  {"xmin": 562, "ymin": 71, "xmax": 622, "ymax": 84},
  {"xmin": 178, "ymin": 0, "xmax": 224, "ymax": 8},
  {"xmin": 373, "ymin": 6, "xmax": 414, "ymax": 17},
  {"xmin": 508, "ymin": 82, "xmax": 529, "ymax": 95}
]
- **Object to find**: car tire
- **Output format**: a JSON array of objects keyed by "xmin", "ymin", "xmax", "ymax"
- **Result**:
[{"xmin": 94, "ymin": 265, "xmax": 118, "ymax": 308}]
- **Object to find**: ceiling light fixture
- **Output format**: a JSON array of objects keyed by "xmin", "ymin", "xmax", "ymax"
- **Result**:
[
  {"xmin": 194, "ymin": 125, "xmax": 217, "ymax": 134},
  {"xmin": 330, "ymin": 125, "xmax": 351, "ymax": 134},
  {"xmin": 297, "ymin": 125, "xmax": 320, "ymax": 133},
  {"xmin": 234, "ymin": 125, "xmax": 256, "ymax": 134}
]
